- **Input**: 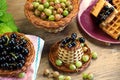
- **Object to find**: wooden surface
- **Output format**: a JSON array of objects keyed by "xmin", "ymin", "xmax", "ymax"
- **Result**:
[{"xmin": 7, "ymin": 0, "xmax": 120, "ymax": 80}]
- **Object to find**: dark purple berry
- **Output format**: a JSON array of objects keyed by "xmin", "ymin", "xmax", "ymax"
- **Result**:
[
  {"xmin": 79, "ymin": 37, "xmax": 85, "ymax": 43},
  {"xmin": 17, "ymin": 63, "xmax": 23, "ymax": 68},
  {"xmin": 61, "ymin": 39, "xmax": 67, "ymax": 44},
  {"xmin": 71, "ymin": 33, "xmax": 77, "ymax": 40},
  {"xmin": 17, "ymin": 54, "xmax": 25, "ymax": 60},
  {"xmin": 67, "ymin": 43, "xmax": 72, "ymax": 48},
  {"xmin": 22, "ymin": 48, "xmax": 29, "ymax": 55},
  {"xmin": 9, "ymin": 39, "xmax": 16, "ymax": 46},
  {"xmin": 109, "ymin": 7, "xmax": 114, "ymax": 13},
  {"xmin": 10, "ymin": 33, "xmax": 17, "ymax": 39},
  {"xmin": 19, "ymin": 39, "xmax": 27, "ymax": 46},
  {"xmin": 1, "ymin": 35, "xmax": 8, "ymax": 44},
  {"xmin": 71, "ymin": 41, "xmax": 76, "ymax": 47},
  {"xmin": 65, "ymin": 37, "xmax": 71, "ymax": 42},
  {"xmin": 13, "ymin": 45, "xmax": 20, "ymax": 52},
  {"xmin": 103, "ymin": 5, "xmax": 109, "ymax": 11},
  {"xmin": 0, "ymin": 44, "xmax": 4, "ymax": 51},
  {"xmin": 1, "ymin": 51, "xmax": 7, "ymax": 56}
]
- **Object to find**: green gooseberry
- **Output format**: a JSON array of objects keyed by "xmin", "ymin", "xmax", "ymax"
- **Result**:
[
  {"xmin": 60, "ymin": 0, "xmax": 66, "ymax": 3},
  {"xmin": 82, "ymin": 73, "xmax": 88, "ymax": 80},
  {"xmin": 44, "ymin": 8, "xmax": 52, "ymax": 16},
  {"xmin": 69, "ymin": 64, "xmax": 76, "ymax": 70},
  {"xmin": 75, "ymin": 61, "xmax": 82, "ymax": 68},
  {"xmin": 88, "ymin": 73, "xmax": 94, "ymax": 80},
  {"xmin": 38, "ymin": 4, "xmax": 44, "ymax": 11},
  {"xmin": 18, "ymin": 72, "xmax": 25, "ymax": 78},
  {"xmin": 58, "ymin": 75, "xmax": 65, "ymax": 80},
  {"xmin": 48, "ymin": 15, "xmax": 55, "ymax": 21},
  {"xmin": 56, "ymin": 59, "xmax": 62, "ymax": 66},
  {"xmin": 55, "ymin": 0, "xmax": 60, "ymax": 3},
  {"xmin": 44, "ymin": 2, "xmax": 50, "ymax": 8},
  {"xmin": 91, "ymin": 52, "xmax": 98, "ymax": 59},
  {"xmin": 82, "ymin": 55, "xmax": 89, "ymax": 62},
  {"xmin": 32, "ymin": 2, "xmax": 39, "ymax": 8},
  {"xmin": 63, "ymin": 10, "xmax": 69, "ymax": 17}
]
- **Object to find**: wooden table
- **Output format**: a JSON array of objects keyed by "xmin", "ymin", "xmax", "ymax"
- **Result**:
[{"xmin": 7, "ymin": 0, "xmax": 120, "ymax": 80}]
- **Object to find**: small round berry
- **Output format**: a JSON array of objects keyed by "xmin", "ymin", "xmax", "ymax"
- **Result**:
[
  {"xmin": 65, "ymin": 1, "xmax": 71, "ymax": 6},
  {"xmin": 88, "ymin": 73, "xmax": 94, "ymax": 80},
  {"xmin": 58, "ymin": 75, "xmax": 65, "ymax": 80},
  {"xmin": 60, "ymin": 0, "xmax": 67, "ymax": 3},
  {"xmin": 40, "ymin": 12, "xmax": 47, "ymax": 20},
  {"xmin": 56, "ymin": 59, "xmax": 62, "ymax": 66},
  {"xmin": 43, "ymin": 69, "xmax": 50, "ymax": 76},
  {"xmin": 55, "ymin": 14, "xmax": 62, "ymax": 21},
  {"xmin": 44, "ymin": 2, "xmax": 49, "ymax": 8},
  {"xmin": 49, "ymin": 6, "xmax": 54, "ymax": 10},
  {"xmin": 38, "ymin": 4, "xmax": 44, "ymax": 11},
  {"xmin": 91, "ymin": 52, "xmax": 98, "ymax": 59},
  {"xmin": 63, "ymin": 10, "xmax": 69, "ymax": 16},
  {"xmin": 75, "ymin": 61, "xmax": 82, "ymax": 68},
  {"xmin": 53, "ymin": 71, "xmax": 60, "ymax": 78},
  {"xmin": 71, "ymin": 33, "xmax": 77, "ymax": 40},
  {"xmin": 10, "ymin": 33, "xmax": 17, "ymax": 39},
  {"xmin": 79, "ymin": 37, "xmax": 85, "ymax": 43},
  {"xmin": 44, "ymin": 9, "xmax": 52, "ymax": 16},
  {"xmin": 64, "ymin": 76, "xmax": 71, "ymax": 80},
  {"xmin": 83, "ymin": 46, "xmax": 88, "ymax": 52},
  {"xmin": 69, "ymin": 64, "xmax": 76, "ymax": 70},
  {"xmin": 57, "ymin": 8, "xmax": 63, "ymax": 14},
  {"xmin": 34, "ymin": 9, "xmax": 41, "ymax": 16},
  {"xmin": 48, "ymin": 15, "xmax": 55, "ymax": 21},
  {"xmin": 71, "ymin": 41, "xmax": 76, "ymax": 47},
  {"xmin": 55, "ymin": 0, "xmax": 60, "ymax": 3},
  {"xmin": 18, "ymin": 72, "xmax": 25, "ymax": 78},
  {"xmin": 32, "ymin": 2, "xmax": 39, "ymax": 8},
  {"xmin": 82, "ymin": 55, "xmax": 89, "ymax": 62},
  {"xmin": 82, "ymin": 73, "xmax": 88, "ymax": 80},
  {"xmin": 67, "ymin": 43, "xmax": 72, "ymax": 48}
]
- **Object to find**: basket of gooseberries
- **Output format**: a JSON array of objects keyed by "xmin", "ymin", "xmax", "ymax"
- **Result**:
[{"xmin": 24, "ymin": 0, "xmax": 80, "ymax": 33}]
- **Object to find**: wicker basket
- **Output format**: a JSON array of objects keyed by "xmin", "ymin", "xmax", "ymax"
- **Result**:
[
  {"xmin": 0, "ymin": 32, "xmax": 35, "ymax": 77},
  {"xmin": 24, "ymin": 0, "xmax": 80, "ymax": 33},
  {"xmin": 49, "ymin": 41, "xmax": 92, "ymax": 73}
]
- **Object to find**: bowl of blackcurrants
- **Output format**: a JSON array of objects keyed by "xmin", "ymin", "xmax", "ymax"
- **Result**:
[
  {"xmin": 24, "ymin": 0, "xmax": 80, "ymax": 33},
  {"xmin": 0, "ymin": 32, "xmax": 35, "ymax": 77}
]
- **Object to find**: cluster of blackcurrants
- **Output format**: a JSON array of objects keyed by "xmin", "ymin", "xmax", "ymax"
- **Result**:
[
  {"xmin": 60, "ymin": 33, "xmax": 85, "ymax": 48},
  {"xmin": 97, "ymin": 5, "xmax": 114, "ymax": 23},
  {"xmin": 0, "ymin": 33, "xmax": 29, "ymax": 70}
]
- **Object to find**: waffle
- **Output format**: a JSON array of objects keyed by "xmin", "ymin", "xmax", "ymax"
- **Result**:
[
  {"xmin": 91, "ymin": 0, "xmax": 120, "ymax": 40},
  {"xmin": 24, "ymin": 0, "xmax": 80, "ymax": 33},
  {"xmin": 112, "ymin": 0, "xmax": 120, "ymax": 10},
  {"xmin": 49, "ymin": 41, "xmax": 92, "ymax": 73},
  {"xmin": 0, "ymin": 32, "xmax": 35, "ymax": 77}
]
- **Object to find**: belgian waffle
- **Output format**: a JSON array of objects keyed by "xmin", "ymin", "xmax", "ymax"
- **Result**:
[
  {"xmin": 49, "ymin": 41, "xmax": 92, "ymax": 73},
  {"xmin": 0, "ymin": 32, "xmax": 35, "ymax": 77},
  {"xmin": 91, "ymin": 0, "xmax": 120, "ymax": 40}
]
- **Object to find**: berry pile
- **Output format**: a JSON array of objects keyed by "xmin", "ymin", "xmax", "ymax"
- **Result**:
[
  {"xmin": 31, "ymin": 0, "xmax": 73, "ymax": 21},
  {"xmin": 60, "ymin": 33, "xmax": 85, "ymax": 48},
  {"xmin": 97, "ymin": 5, "xmax": 114, "ymax": 23},
  {"xmin": 0, "ymin": 33, "xmax": 29, "ymax": 70}
]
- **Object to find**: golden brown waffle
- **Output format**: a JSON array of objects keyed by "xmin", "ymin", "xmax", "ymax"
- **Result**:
[
  {"xmin": 91, "ymin": 0, "xmax": 120, "ymax": 39},
  {"xmin": 24, "ymin": 0, "xmax": 80, "ymax": 33},
  {"xmin": 100, "ymin": 12, "xmax": 120, "ymax": 39},
  {"xmin": 113, "ymin": 0, "xmax": 120, "ymax": 10},
  {"xmin": 0, "ymin": 32, "xmax": 35, "ymax": 77},
  {"xmin": 49, "ymin": 41, "xmax": 92, "ymax": 73}
]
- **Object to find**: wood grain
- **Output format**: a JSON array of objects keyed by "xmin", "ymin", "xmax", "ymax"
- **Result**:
[{"xmin": 7, "ymin": 0, "xmax": 120, "ymax": 80}]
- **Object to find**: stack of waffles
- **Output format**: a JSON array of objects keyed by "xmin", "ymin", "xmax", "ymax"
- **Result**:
[{"xmin": 91, "ymin": 0, "xmax": 120, "ymax": 40}]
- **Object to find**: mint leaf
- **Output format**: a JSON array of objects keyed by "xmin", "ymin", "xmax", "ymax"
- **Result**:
[
  {"xmin": 0, "ymin": 0, "xmax": 7, "ymax": 11},
  {"xmin": 0, "ymin": 12, "xmax": 13, "ymax": 23},
  {"xmin": 0, "ymin": 23, "xmax": 13, "ymax": 34},
  {"xmin": 6, "ymin": 20, "xmax": 19, "ymax": 32}
]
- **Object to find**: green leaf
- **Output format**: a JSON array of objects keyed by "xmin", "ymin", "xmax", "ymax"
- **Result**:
[
  {"xmin": 0, "ymin": 23, "xmax": 13, "ymax": 34},
  {"xmin": 5, "ymin": 20, "xmax": 19, "ymax": 32},
  {"xmin": 0, "ymin": 0, "xmax": 7, "ymax": 11},
  {"xmin": 0, "ymin": 12, "xmax": 14, "ymax": 23}
]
